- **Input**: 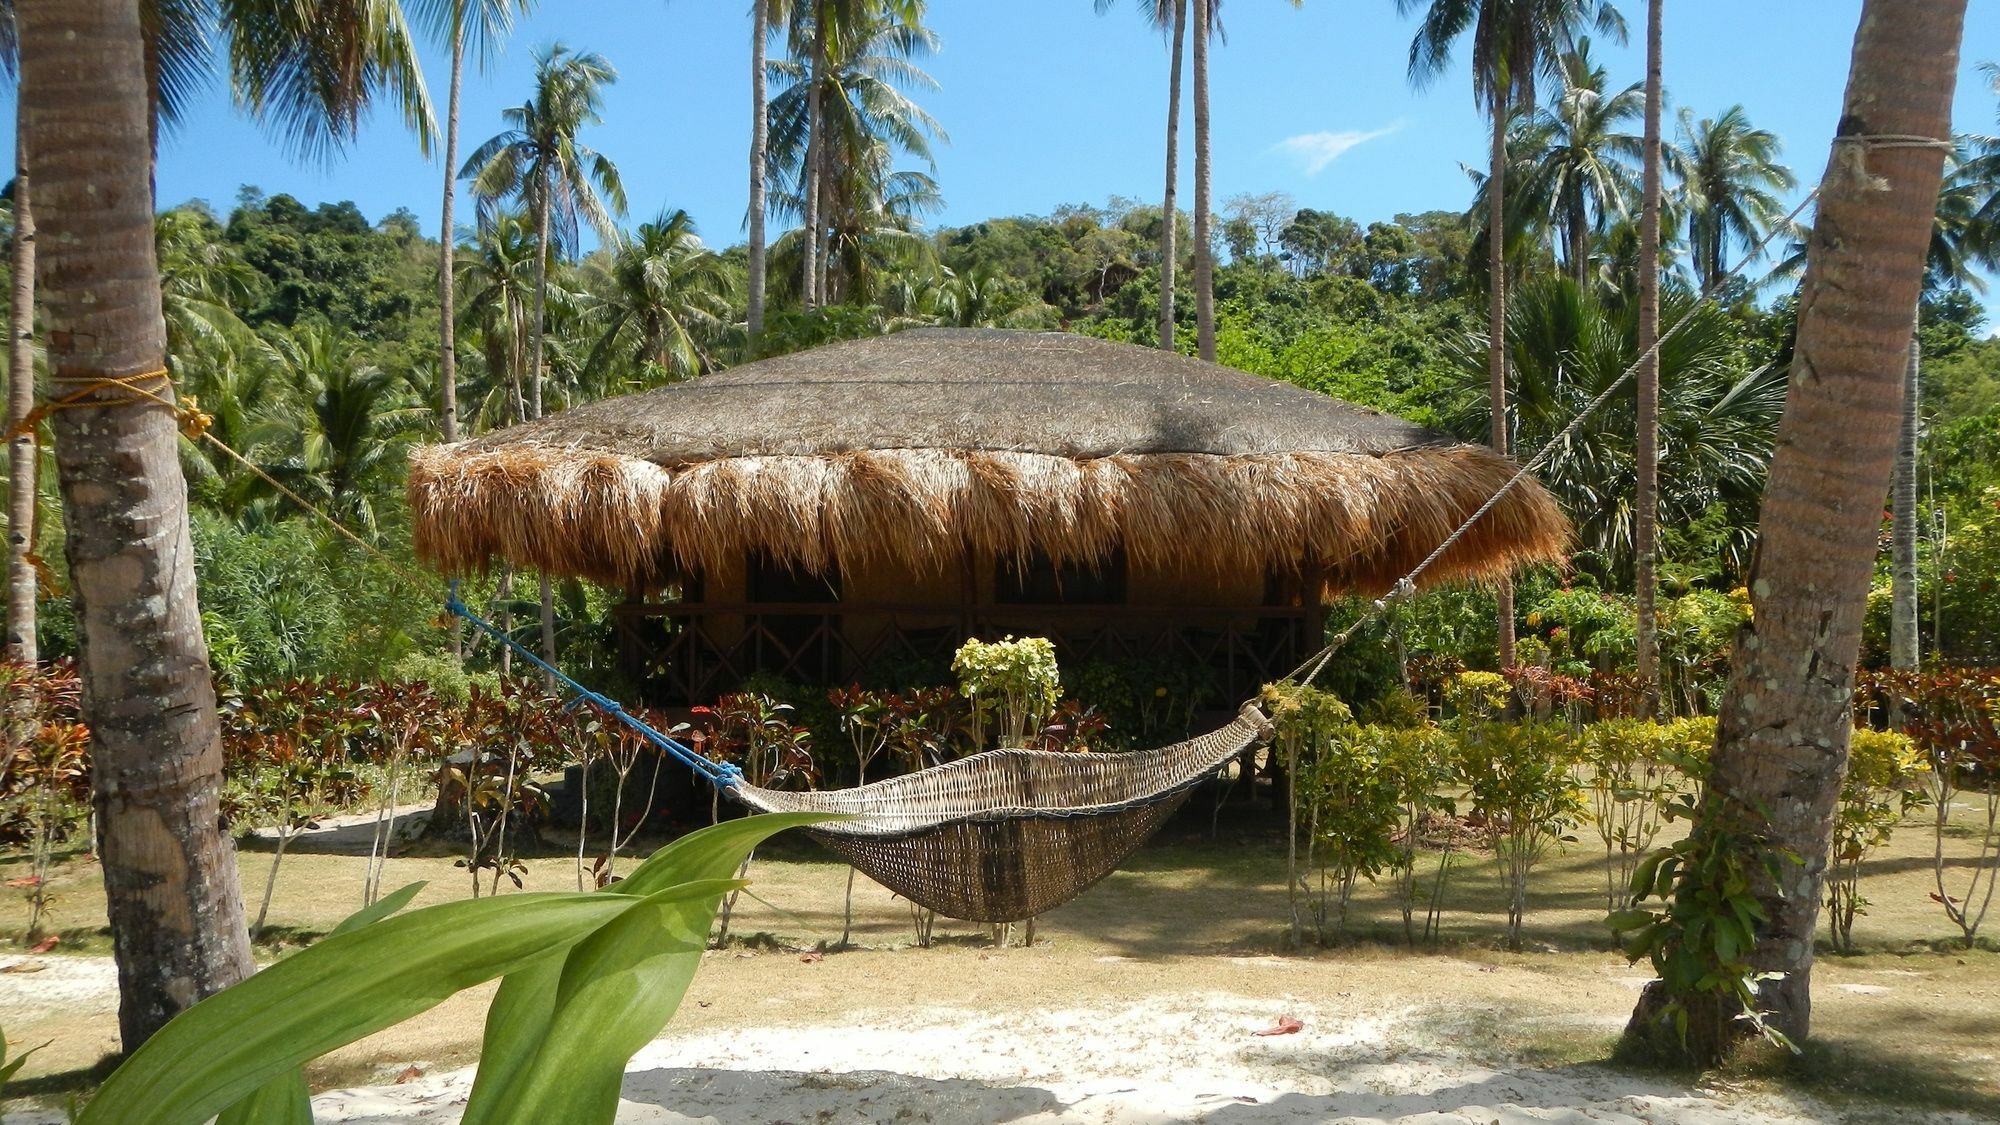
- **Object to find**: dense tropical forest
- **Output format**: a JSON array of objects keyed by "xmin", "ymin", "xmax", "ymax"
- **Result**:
[{"xmin": 6, "ymin": 24, "xmax": 1996, "ymax": 694}]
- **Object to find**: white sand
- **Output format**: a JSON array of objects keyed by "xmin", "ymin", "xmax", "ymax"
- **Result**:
[{"xmin": 310, "ymin": 994, "xmax": 1844, "ymax": 1124}]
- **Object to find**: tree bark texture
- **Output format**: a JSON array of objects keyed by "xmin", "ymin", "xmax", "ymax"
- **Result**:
[
  {"xmin": 800, "ymin": 2, "xmax": 824, "ymax": 310},
  {"xmin": 1191, "ymin": 0, "xmax": 1215, "ymax": 363},
  {"xmin": 439, "ymin": 16, "xmax": 464, "ymax": 446},
  {"xmin": 1634, "ymin": 0, "xmax": 1664, "ymax": 714},
  {"xmin": 18, "ymin": 0, "xmax": 256, "ymax": 1049},
  {"xmin": 7, "ymin": 105, "xmax": 38, "ymax": 663},
  {"xmin": 1158, "ymin": 0, "xmax": 1185, "ymax": 352},
  {"xmin": 1890, "ymin": 327, "xmax": 1920, "ymax": 671},
  {"xmin": 1644, "ymin": 0, "xmax": 1962, "ymax": 1049},
  {"xmin": 747, "ymin": 0, "xmax": 770, "ymax": 344},
  {"xmin": 1488, "ymin": 88, "xmax": 1516, "ymax": 668}
]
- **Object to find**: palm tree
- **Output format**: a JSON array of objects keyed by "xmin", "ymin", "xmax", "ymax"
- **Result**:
[
  {"xmin": 1675, "ymin": 105, "xmax": 1795, "ymax": 290},
  {"xmin": 1447, "ymin": 277, "xmax": 1783, "ymax": 568},
  {"xmin": 263, "ymin": 327, "xmax": 427, "ymax": 534},
  {"xmin": 1512, "ymin": 39, "xmax": 1641, "ymax": 286},
  {"xmin": 463, "ymin": 43, "xmax": 626, "ymax": 423},
  {"xmin": 1095, "ymin": 1, "xmax": 1186, "ymax": 350},
  {"xmin": 425, "ymin": 0, "xmax": 530, "ymax": 450},
  {"xmin": 747, "ymin": 0, "xmax": 782, "ymax": 343},
  {"xmin": 1623, "ymin": 0, "xmax": 1965, "ymax": 1064},
  {"xmin": 5, "ymin": 93, "xmax": 35, "ymax": 662},
  {"xmin": 768, "ymin": 6, "xmax": 944, "ymax": 306},
  {"xmin": 584, "ymin": 210, "xmax": 737, "ymax": 389},
  {"xmin": 457, "ymin": 210, "xmax": 539, "ymax": 427},
  {"xmin": 1399, "ymin": 0, "xmax": 1625, "ymax": 667},
  {"xmin": 15, "ymin": 0, "xmax": 447, "ymax": 1049},
  {"xmin": 1633, "ymin": 0, "xmax": 1663, "ymax": 712},
  {"xmin": 14, "ymin": 0, "xmax": 261, "ymax": 1053}
]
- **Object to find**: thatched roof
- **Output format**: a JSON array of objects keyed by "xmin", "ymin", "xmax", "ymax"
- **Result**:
[{"xmin": 409, "ymin": 328, "xmax": 1568, "ymax": 594}]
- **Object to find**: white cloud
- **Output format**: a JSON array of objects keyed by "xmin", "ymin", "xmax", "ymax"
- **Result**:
[{"xmin": 1270, "ymin": 124, "xmax": 1402, "ymax": 176}]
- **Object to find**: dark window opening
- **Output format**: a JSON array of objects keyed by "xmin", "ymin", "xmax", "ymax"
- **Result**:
[
  {"xmin": 747, "ymin": 552, "xmax": 841, "ymax": 604},
  {"xmin": 996, "ymin": 549, "xmax": 1126, "ymax": 605}
]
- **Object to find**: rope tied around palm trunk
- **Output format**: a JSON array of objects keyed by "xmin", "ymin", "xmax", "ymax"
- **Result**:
[{"xmin": 6, "ymin": 365, "xmax": 434, "ymax": 598}]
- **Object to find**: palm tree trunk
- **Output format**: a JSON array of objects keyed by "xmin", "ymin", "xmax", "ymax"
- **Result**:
[
  {"xmin": 530, "ymin": 165, "xmax": 551, "ymax": 423},
  {"xmin": 814, "ymin": 142, "xmax": 833, "ymax": 305},
  {"xmin": 438, "ymin": 14, "xmax": 466, "ymax": 663},
  {"xmin": 747, "ymin": 0, "xmax": 770, "ymax": 344},
  {"xmin": 439, "ymin": 17, "xmax": 465, "ymax": 445},
  {"xmin": 17, "ymin": 0, "xmax": 256, "ymax": 1049},
  {"xmin": 1191, "ymin": 0, "xmax": 1215, "ymax": 363},
  {"xmin": 1891, "ymin": 326, "xmax": 1921, "ymax": 671},
  {"xmin": 801, "ymin": 2, "xmax": 825, "ymax": 310},
  {"xmin": 1633, "ymin": 0, "xmax": 1664, "ymax": 715},
  {"xmin": 1625, "ymin": 0, "xmax": 1963, "ymax": 1059},
  {"xmin": 1488, "ymin": 88, "xmax": 1517, "ymax": 669},
  {"xmin": 6, "ymin": 107, "xmax": 38, "ymax": 663},
  {"xmin": 1158, "ymin": 0, "xmax": 1185, "ymax": 352}
]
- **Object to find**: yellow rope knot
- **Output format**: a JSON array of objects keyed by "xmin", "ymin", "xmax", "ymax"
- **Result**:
[{"xmin": 176, "ymin": 394, "xmax": 214, "ymax": 441}]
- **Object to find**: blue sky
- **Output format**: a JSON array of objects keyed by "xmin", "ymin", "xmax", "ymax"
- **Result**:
[{"xmin": 6, "ymin": 2, "xmax": 2000, "ymax": 285}]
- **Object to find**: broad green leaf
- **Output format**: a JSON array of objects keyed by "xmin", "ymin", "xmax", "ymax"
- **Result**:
[
  {"xmin": 215, "ymin": 1067, "xmax": 310, "ymax": 1125},
  {"xmin": 329, "ymin": 882, "xmax": 428, "ymax": 938},
  {"xmin": 216, "ymin": 882, "xmax": 433, "ymax": 1125},
  {"xmin": 480, "ymin": 879, "xmax": 744, "ymax": 1123},
  {"xmin": 79, "ymin": 892, "xmax": 645, "ymax": 1125},
  {"xmin": 456, "ymin": 945, "xmax": 566, "ymax": 1123},
  {"xmin": 1605, "ymin": 908, "xmax": 1655, "ymax": 933},
  {"xmin": 460, "ymin": 808, "xmax": 828, "ymax": 1112},
  {"xmin": 613, "ymin": 811, "xmax": 834, "ymax": 899}
]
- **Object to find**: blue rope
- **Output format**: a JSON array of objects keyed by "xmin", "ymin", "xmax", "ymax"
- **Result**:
[{"xmin": 445, "ymin": 582, "xmax": 743, "ymax": 789}]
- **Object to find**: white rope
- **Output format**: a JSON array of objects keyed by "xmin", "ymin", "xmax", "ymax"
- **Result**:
[{"xmin": 1285, "ymin": 173, "xmax": 1841, "ymax": 689}]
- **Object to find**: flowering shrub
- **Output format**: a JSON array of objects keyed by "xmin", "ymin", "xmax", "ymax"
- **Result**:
[{"xmin": 952, "ymin": 636, "xmax": 1062, "ymax": 749}]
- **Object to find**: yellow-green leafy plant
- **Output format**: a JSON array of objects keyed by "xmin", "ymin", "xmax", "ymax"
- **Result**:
[
  {"xmin": 1457, "ymin": 722, "xmax": 1586, "ymax": 950},
  {"xmin": 1826, "ymin": 727, "xmax": 1928, "ymax": 953},
  {"xmin": 1444, "ymin": 671, "xmax": 1510, "ymax": 726},
  {"xmin": 1263, "ymin": 681, "xmax": 1353, "ymax": 947},
  {"xmin": 953, "ymin": 636, "xmax": 1061, "ymax": 749},
  {"xmin": 1295, "ymin": 726, "xmax": 1405, "ymax": 942},
  {"xmin": 77, "ymin": 813, "xmax": 832, "ymax": 1125},
  {"xmin": 1578, "ymin": 720, "xmax": 1682, "ymax": 913},
  {"xmin": 1374, "ymin": 724, "xmax": 1459, "ymax": 944}
]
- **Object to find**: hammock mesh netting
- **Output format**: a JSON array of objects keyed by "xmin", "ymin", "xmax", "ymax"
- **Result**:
[{"xmin": 732, "ymin": 703, "xmax": 1274, "ymax": 922}]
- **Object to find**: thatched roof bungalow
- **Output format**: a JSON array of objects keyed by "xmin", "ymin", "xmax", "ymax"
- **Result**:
[{"xmin": 410, "ymin": 329, "xmax": 1567, "ymax": 710}]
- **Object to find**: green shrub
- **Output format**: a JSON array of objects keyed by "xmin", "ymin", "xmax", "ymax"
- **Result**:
[
  {"xmin": 1826, "ymin": 727, "xmax": 1928, "ymax": 953},
  {"xmin": 952, "ymin": 636, "xmax": 1061, "ymax": 749},
  {"xmin": 1457, "ymin": 722, "xmax": 1586, "ymax": 950}
]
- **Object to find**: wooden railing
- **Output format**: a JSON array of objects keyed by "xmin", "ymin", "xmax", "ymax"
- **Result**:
[{"xmin": 613, "ymin": 601, "xmax": 1313, "ymax": 712}]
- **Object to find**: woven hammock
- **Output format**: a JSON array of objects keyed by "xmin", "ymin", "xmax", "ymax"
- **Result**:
[{"xmin": 731, "ymin": 702, "xmax": 1276, "ymax": 922}]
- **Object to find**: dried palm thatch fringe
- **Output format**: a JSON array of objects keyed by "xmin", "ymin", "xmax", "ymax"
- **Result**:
[
  {"xmin": 409, "ymin": 442, "xmax": 1565, "ymax": 596},
  {"xmin": 409, "ymin": 330, "xmax": 1568, "ymax": 593}
]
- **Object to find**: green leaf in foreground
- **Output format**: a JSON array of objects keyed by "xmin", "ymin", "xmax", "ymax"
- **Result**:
[
  {"xmin": 460, "ymin": 811, "xmax": 837, "ymax": 1124},
  {"xmin": 79, "ymin": 891, "xmax": 645, "ymax": 1125}
]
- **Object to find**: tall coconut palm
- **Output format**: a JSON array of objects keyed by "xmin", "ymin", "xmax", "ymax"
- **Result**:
[
  {"xmin": 747, "ymin": 0, "xmax": 785, "ymax": 344},
  {"xmin": 423, "ymin": 0, "xmax": 531, "ymax": 449},
  {"xmin": 1675, "ymin": 105, "xmax": 1795, "ymax": 291},
  {"xmin": 16, "ymin": 0, "xmax": 446, "ymax": 1049},
  {"xmin": 1622, "ymin": 0, "xmax": 1964, "ymax": 1063},
  {"xmin": 1400, "ymin": 0, "xmax": 1625, "ymax": 667},
  {"xmin": 1512, "ymin": 39, "xmax": 1642, "ymax": 286},
  {"xmin": 457, "ymin": 210, "xmax": 539, "ymax": 428},
  {"xmin": 1191, "ymin": 0, "xmax": 1214, "ymax": 360},
  {"xmin": 584, "ymin": 210, "xmax": 738, "ymax": 389},
  {"xmin": 5, "ymin": 95, "xmax": 35, "ymax": 662},
  {"xmin": 1095, "ymin": 0, "xmax": 1185, "ymax": 351},
  {"xmin": 15, "ymin": 0, "xmax": 259, "ymax": 1053},
  {"xmin": 463, "ymin": 44, "xmax": 626, "ymax": 423},
  {"xmin": 1633, "ymin": 0, "xmax": 1663, "ymax": 712},
  {"xmin": 1889, "ymin": 150, "xmax": 1997, "ymax": 674},
  {"xmin": 768, "ymin": 5, "xmax": 944, "ymax": 305}
]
